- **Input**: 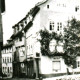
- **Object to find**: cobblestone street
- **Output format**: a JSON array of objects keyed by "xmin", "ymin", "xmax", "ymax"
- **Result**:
[
  {"xmin": 1, "ymin": 78, "xmax": 36, "ymax": 80},
  {"xmin": 1, "ymin": 74, "xmax": 80, "ymax": 80}
]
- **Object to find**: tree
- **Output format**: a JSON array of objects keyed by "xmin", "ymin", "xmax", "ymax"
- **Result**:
[
  {"xmin": 39, "ymin": 29, "xmax": 63, "ymax": 57},
  {"xmin": 39, "ymin": 18, "xmax": 80, "ymax": 68},
  {"xmin": 63, "ymin": 18, "xmax": 80, "ymax": 67}
]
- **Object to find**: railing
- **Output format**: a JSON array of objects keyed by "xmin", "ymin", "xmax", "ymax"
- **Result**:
[{"xmin": 43, "ymin": 74, "xmax": 80, "ymax": 80}]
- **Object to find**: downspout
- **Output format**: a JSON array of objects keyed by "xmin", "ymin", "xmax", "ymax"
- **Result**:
[{"xmin": 24, "ymin": 30, "xmax": 27, "ymax": 75}]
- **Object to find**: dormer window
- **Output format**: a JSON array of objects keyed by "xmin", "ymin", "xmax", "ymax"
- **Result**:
[
  {"xmin": 23, "ymin": 20, "xmax": 27, "ymax": 27},
  {"xmin": 25, "ymin": 20, "xmax": 27, "ymax": 24},
  {"xmin": 27, "ymin": 17, "xmax": 30, "ymax": 24},
  {"xmin": 19, "ymin": 24, "xmax": 22, "ymax": 31},
  {"xmin": 21, "ymin": 23, "xmax": 24, "ymax": 27},
  {"xmin": 49, "ymin": 21, "xmax": 54, "ymax": 30},
  {"xmin": 17, "ymin": 26, "xmax": 19, "ymax": 31},
  {"xmin": 16, "ymin": 27, "xmax": 18, "ymax": 33},
  {"xmin": 13, "ymin": 28, "xmax": 16, "ymax": 34}
]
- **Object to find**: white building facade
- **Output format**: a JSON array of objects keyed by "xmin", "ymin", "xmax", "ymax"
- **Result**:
[
  {"xmin": 24, "ymin": 0, "xmax": 80, "ymax": 78},
  {"xmin": 1, "ymin": 40, "xmax": 13, "ymax": 78}
]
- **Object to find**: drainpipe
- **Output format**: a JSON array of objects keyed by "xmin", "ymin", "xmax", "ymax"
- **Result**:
[
  {"xmin": 24, "ymin": 31, "xmax": 27, "ymax": 75},
  {"xmin": 24, "ymin": 32, "xmax": 27, "ymax": 59},
  {"xmin": 35, "ymin": 58, "xmax": 39, "ymax": 80}
]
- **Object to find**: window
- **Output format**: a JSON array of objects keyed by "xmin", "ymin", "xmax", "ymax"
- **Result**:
[
  {"xmin": 52, "ymin": 61, "xmax": 61, "ymax": 71},
  {"xmin": 6, "ymin": 49, "xmax": 7, "ymax": 53},
  {"xmin": 49, "ymin": 21, "xmax": 54, "ymax": 30},
  {"xmin": 19, "ymin": 37, "xmax": 22, "ymax": 41},
  {"xmin": 57, "ymin": 22, "xmax": 62, "ymax": 31},
  {"xmin": 60, "ymin": 23, "xmax": 62, "ymax": 29},
  {"xmin": 8, "ymin": 67, "xmax": 9, "ymax": 73},
  {"xmin": 47, "ymin": 5, "xmax": 49, "ymax": 9},
  {"xmin": 57, "ymin": 41, "xmax": 63, "ymax": 53},
  {"xmin": 17, "ymin": 26, "xmax": 19, "ymax": 31},
  {"xmin": 7, "ymin": 57, "xmax": 9, "ymax": 63},
  {"xmin": 5, "ymin": 57, "xmax": 6, "ymax": 63},
  {"xmin": 25, "ymin": 20, "xmax": 27, "ymax": 24},
  {"xmin": 5, "ymin": 67, "xmax": 7, "ymax": 72},
  {"xmin": 11, "ymin": 48, "xmax": 12, "ymax": 52},
  {"xmin": 57, "ymin": 23, "xmax": 59, "ymax": 31},
  {"xmin": 2, "ymin": 58, "xmax": 4, "ymax": 63},
  {"xmin": 75, "ymin": 6, "xmax": 79, "ymax": 12},
  {"xmin": 16, "ymin": 27, "xmax": 18, "ymax": 33},
  {"xmin": 4, "ymin": 49, "xmax": 6, "ymax": 53},
  {"xmin": 10, "ymin": 57, "xmax": 12, "ymax": 63},
  {"xmin": 49, "ymin": 39, "xmax": 56, "ymax": 52},
  {"xmin": 10, "ymin": 67, "xmax": 12, "ymax": 72},
  {"xmin": 3, "ymin": 67, "xmax": 4, "ymax": 72},
  {"xmin": 21, "ymin": 23, "xmax": 23, "ymax": 27},
  {"xmin": 77, "ymin": 61, "xmax": 80, "ymax": 67},
  {"xmin": 14, "ymin": 28, "xmax": 16, "ymax": 34}
]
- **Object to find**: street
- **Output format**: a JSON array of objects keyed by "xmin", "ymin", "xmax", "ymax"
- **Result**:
[{"xmin": 1, "ymin": 78, "xmax": 37, "ymax": 80}]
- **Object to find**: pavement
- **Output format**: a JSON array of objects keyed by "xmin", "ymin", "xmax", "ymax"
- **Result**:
[
  {"xmin": 1, "ymin": 78, "xmax": 38, "ymax": 80},
  {"xmin": 2, "ymin": 74, "xmax": 80, "ymax": 80}
]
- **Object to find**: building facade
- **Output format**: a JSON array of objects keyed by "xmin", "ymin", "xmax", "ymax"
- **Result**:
[
  {"xmin": 2, "ymin": 0, "xmax": 80, "ymax": 79},
  {"xmin": 1, "ymin": 39, "xmax": 13, "ymax": 78},
  {"xmin": 11, "ymin": 19, "xmax": 27, "ymax": 77},
  {"xmin": 23, "ymin": 0, "xmax": 80, "ymax": 78}
]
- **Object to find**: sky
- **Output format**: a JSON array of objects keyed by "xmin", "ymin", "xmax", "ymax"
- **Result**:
[{"xmin": 2, "ymin": 0, "xmax": 42, "ymax": 44}]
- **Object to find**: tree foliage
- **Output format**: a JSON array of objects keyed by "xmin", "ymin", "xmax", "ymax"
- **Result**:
[
  {"xmin": 39, "ymin": 18, "xmax": 80, "ymax": 67},
  {"xmin": 63, "ymin": 18, "xmax": 80, "ymax": 66},
  {"xmin": 39, "ymin": 29, "xmax": 63, "ymax": 57}
]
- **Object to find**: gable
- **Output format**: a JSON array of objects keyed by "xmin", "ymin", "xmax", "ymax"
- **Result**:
[{"xmin": 39, "ymin": 0, "xmax": 80, "ymax": 13}]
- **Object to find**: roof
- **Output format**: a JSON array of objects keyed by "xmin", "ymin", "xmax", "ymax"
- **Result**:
[
  {"xmin": 3, "ymin": 42, "xmax": 13, "ymax": 49},
  {"xmin": 35, "ymin": 0, "xmax": 48, "ymax": 6},
  {"xmin": 10, "ymin": 0, "xmax": 48, "ymax": 40},
  {"xmin": 12, "ymin": 17, "xmax": 26, "ymax": 28},
  {"xmin": 11, "ymin": 30, "xmax": 23, "ymax": 39}
]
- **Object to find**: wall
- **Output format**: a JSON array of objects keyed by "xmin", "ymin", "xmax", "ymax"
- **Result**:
[
  {"xmin": 39, "ymin": 56, "xmax": 67, "ymax": 74},
  {"xmin": 2, "ymin": 51, "xmax": 13, "ymax": 77},
  {"xmin": 25, "ymin": 0, "xmax": 80, "ymax": 77}
]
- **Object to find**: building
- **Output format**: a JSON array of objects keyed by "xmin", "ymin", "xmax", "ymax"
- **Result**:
[
  {"xmin": 1, "ymin": 39, "xmax": 13, "ymax": 78},
  {"xmin": 11, "ymin": 18, "xmax": 27, "ymax": 77},
  {"xmin": 23, "ymin": 0, "xmax": 80, "ymax": 79},
  {"xmin": 2, "ymin": 0, "xmax": 80, "ymax": 79},
  {"xmin": 10, "ymin": 5, "xmax": 40, "ymax": 78},
  {"xmin": 0, "ymin": 0, "xmax": 5, "ymax": 76}
]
